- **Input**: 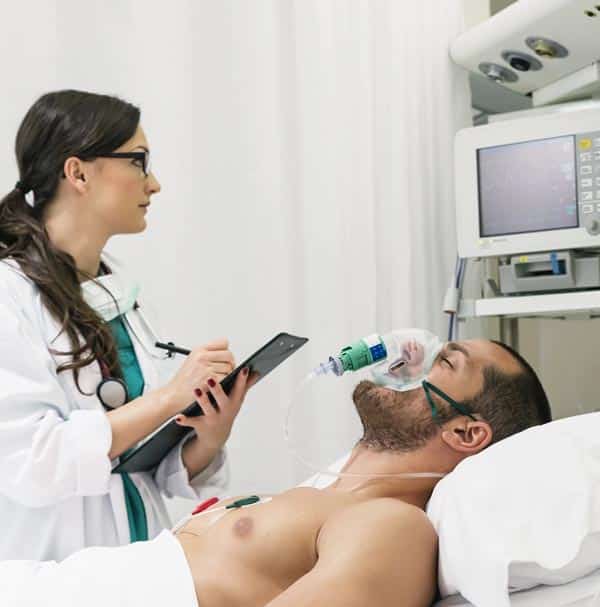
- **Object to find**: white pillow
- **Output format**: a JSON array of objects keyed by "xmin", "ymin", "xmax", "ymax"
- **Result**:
[{"xmin": 426, "ymin": 412, "xmax": 600, "ymax": 607}]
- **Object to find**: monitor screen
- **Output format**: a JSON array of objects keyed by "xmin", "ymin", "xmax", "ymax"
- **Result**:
[{"xmin": 477, "ymin": 135, "xmax": 578, "ymax": 238}]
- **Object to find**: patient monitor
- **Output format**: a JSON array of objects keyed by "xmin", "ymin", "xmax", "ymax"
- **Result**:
[
  {"xmin": 455, "ymin": 107, "xmax": 600, "ymax": 295},
  {"xmin": 456, "ymin": 106, "xmax": 600, "ymax": 265}
]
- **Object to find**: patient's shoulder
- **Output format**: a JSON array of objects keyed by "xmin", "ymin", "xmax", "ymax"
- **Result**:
[
  {"xmin": 356, "ymin": 495, "xmax": 430, "ymax": 522},
  {"xmin": 319, "ymin": 497, "xmax": 436, "ymax": 554},
  {"xmin": 316, "ymin": 499, "xmax": 437, "ymax": 606}
]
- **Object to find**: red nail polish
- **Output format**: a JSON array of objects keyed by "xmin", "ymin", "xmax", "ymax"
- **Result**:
[
  {"xmin": 195, "ymin": 388, "xmax": 202, "ymax": 397},
  {"xmin": 243, "ymin": 367, "xmax": 249, "ymax": 376},
  {"xmin": 207, "ymin": 378, "xmax": 216, "ymax": 388},
  {"xmin": 175, "ymin": 416, "xmax": 182, "ymax": 423}
]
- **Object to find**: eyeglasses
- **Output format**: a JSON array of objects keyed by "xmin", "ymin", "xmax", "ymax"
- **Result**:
[
  {"xmin": 96, "ymin": 150, "xmax": 152, "ymax": 177},
  {"xmin": 421, "ymin": 380, "xmax": 477, "ymax": 423}
]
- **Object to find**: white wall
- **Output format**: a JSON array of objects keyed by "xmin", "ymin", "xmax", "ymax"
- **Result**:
[{"xmin": 463, "ymin": 0, "xmax": 490, "ymax": 28}]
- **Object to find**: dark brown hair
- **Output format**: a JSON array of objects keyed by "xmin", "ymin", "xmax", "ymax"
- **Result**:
[
  {"xmin": 0, "ymin": 90, "xmax": 140, "ymax": 392},
  {"xmin": 461, "ymin": 341, "xmax": 552, "ymax": 443}
]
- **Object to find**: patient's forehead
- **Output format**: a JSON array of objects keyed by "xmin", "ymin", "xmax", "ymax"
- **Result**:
[
  {"xmin": 427, "ymin": 339, "xmax": 521, "ymax": 402},
  {"xmin": 459, "ymin": 339, "xmax": 521, "ymax": 375}
]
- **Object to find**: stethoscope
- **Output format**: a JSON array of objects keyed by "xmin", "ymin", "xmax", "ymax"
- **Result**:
[
  {"xmin": 96, "ymin": 301, "xmax": 190, "ymax": 410},
  {"xmin": 97, "ymin": 359, "xmax": 129, "ymax": 410}
]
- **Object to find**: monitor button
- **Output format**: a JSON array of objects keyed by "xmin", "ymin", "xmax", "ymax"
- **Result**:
[
  {"xmin": 581, "ymin": 152, "xmax": 593, "ymax": 161},
  {"xmin": 583, "ymin": 204, "xmax": 594, "ymax": 213},
  {"xmin": 582, "ymin": 165, "xmax": 593, "ymax": 175},
  {"xmin": 582, "ymin": 192, "xmax": 594, "ymax": 201},
  {"xmin": 582, "ymin": 178, "xmax": 593, "ymax": 187}
]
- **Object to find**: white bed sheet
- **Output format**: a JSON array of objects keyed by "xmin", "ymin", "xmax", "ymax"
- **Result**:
[{"xmin": 435, "ymin": 568, "xmax": 600, "ymax": 607}]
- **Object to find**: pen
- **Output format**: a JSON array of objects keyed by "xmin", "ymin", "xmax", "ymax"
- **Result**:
[{"xmin": 155, "ymin": 341, "xmax": 192, "ymax": 356}]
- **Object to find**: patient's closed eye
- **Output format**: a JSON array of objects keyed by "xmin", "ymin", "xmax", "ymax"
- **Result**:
[
  {"xmin": 442, "ymin": 357, "xmax": 453, "ymax": 369},
  {"xmin": 435, "ymin": 351, "xmax": 454, "ymax": 369}
]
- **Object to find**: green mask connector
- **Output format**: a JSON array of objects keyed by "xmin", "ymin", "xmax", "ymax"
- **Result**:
[
  {"xmin": 339, "ymin": 340, "xmax": 375, "ymax": 372},
  {"xmin": 327, "ymin": 335, "xmax": 388, "ymax": 376}
]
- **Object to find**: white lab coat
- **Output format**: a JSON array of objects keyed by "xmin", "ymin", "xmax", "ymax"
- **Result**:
[{"xmin": 0, "ymin": 252, "xmax": 228, "ymax": 561}]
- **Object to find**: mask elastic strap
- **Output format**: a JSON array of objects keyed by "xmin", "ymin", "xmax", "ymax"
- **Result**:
[{"xmin": 422, "ymin": 380, "xmax": 477, "ymax": 422}]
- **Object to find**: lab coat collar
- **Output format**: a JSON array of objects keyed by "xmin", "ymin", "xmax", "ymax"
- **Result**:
[{"xmin": 81, "ymin": 252, "xmax": 140, "ymax": 322}]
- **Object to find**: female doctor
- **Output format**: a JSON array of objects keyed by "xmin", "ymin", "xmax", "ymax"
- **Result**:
[{"xmin": 0, "ymin": 90, "xmax": 252, "ymax": 561}]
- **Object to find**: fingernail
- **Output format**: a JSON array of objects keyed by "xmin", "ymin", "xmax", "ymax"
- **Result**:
[
  {"xmin": 194, "ymin": 388, "xmax": 202, "ymax": 397},
  {"xmin": 243, "ymin": 367, "xmax": 249, "ymax": 376},
  {"xmin": 175, "ymin": 416, "xmax": 182, "ymax": 423},
  {"xmin": 207, "ymin": 378, "xmax": 216, "ymax": 388}
]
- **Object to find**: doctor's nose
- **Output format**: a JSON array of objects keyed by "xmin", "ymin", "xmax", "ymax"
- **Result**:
[{"xmin": 145, "ymin": 171, "xmax": 161, "ymax": 195}]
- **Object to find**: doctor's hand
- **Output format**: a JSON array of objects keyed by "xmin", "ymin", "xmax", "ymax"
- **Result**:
[
  {"xmin": 108, "ymin": 340, "xmax": 239, "ymax": 461},
  {"xmin": 163, "ymin": 339, "xmax": 235, "ymax": 414},
  {"xmin": 175, "ymin": 368, "xmax": 257, "ymax": 479}
]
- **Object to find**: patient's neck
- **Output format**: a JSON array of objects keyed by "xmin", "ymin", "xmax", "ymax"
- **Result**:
[{"xmin": 328, "ymin": 444, "xmax": 443, "ymax": 508}]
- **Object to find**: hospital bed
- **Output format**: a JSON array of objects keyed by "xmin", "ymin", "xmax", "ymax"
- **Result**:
[{"xmin": 435, "ymin": 567, "xmax": 600, "ymax": 607}]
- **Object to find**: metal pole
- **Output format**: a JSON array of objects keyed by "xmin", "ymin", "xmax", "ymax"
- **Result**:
[{"xmin": 499, "ymin": 317, "xmax": 520, "ymax": 351}]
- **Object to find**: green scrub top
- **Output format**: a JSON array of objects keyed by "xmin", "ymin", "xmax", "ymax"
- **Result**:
[{"xmin": 108, "ymin": 315, "xmax": 148, "ymax": 543}]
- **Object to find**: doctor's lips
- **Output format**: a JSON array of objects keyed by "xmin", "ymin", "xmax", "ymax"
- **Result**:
[{"xmin": 138, "ymin": 201, "xmax": 150, "ymax": 208}]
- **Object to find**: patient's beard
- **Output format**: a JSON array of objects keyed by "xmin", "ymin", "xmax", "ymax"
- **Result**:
[{"xmin": 352, "ymin": 380, "xmax": 441, "ymax": 452}]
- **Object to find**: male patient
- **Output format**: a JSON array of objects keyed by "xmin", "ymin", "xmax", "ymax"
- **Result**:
[{"xmin": 2, "ymin": 339, "xmax": 551, "ymax": 607}]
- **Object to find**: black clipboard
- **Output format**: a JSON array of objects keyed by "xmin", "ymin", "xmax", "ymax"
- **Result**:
[{"xmin": 112, "ymin": 332, "xmax": 308, "ymax": 473}]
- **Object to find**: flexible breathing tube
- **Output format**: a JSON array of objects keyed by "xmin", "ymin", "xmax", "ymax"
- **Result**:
[
  {"xmin": 446, "ymin": 256, "xmax": 466, "ymax": 341},
  {"xmin": 283, "ymin": 370, "xmax": 446, "ymax": 481}
]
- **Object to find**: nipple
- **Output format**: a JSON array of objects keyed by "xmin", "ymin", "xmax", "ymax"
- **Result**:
[{"xmin": 233, "ymin": 516, "xmax": 254, "ymax": 538}]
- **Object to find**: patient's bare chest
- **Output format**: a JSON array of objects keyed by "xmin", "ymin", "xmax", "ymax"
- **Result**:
[{"xmin": 177, "ymin": 487, "xmax": 358, "ymax": 604}]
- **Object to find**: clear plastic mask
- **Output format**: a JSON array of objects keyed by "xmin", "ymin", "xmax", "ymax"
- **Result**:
[{"xmin": 370, "ymin": 328, "xmax": 442, "ymax": 392}]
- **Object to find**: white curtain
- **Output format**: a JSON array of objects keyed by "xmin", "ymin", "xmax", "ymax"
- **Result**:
[{"xmin": 0, "ymin": 1, "xmax": 471, "ymax": 517}]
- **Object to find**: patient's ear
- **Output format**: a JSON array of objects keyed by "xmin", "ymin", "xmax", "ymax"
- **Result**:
[{"xmin": 440, "ymin": 418, "xmax": 493, "ymax": 454}]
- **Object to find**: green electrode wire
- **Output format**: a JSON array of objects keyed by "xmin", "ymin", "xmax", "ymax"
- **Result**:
[{"xmin": 226, "ymin": 496, "xmax": 261, "ymax": 509}]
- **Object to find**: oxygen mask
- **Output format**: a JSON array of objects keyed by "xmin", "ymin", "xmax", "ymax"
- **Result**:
[
  {"xmin": 313, "ymin": 328, "xmax": 442, "ymax": 391},
  {"xmin": 285, "ymin": 328, "xmax": 447, "ymax": 482}
]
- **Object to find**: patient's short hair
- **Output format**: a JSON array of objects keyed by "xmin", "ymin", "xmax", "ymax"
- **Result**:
[{"xmin": 463, "ymin": 341, "xmax": 552, "ymax": 444}]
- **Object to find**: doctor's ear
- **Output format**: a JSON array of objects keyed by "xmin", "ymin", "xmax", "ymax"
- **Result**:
[
  {"xmin": 63, "ymin": 157, "xmax": 88, "ymax": 193},
  {"xmin": 440, "ymin": 418, "xmax": 493, "ymax": 455}
]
